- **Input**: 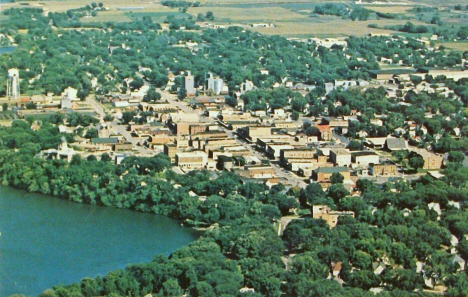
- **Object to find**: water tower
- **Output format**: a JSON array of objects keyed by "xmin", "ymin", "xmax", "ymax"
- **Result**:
[{"xmin": 7, "ymin": 69, "xmax": 20, "ymax": 99}]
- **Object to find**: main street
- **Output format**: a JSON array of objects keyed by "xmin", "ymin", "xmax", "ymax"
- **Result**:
[
  {"xmin": 221, "ymin": 127, "xmax": 308, "ymax": 189},
  {"xmin": 85, "ymin": 95, "xmax": 154, "ymax": 155}
]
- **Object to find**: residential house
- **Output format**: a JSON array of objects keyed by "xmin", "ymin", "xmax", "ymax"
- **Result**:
[
  {"xmin": 312, "ymin": 205, "xmax": 355, "ymax": 228},
  {"xmin": 316, "ymin": 125, "xmax": 332, "ymax": 141}
]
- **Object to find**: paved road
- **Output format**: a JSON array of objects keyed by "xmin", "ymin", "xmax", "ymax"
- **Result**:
[
  {"xmin": 85, "ymin": 95, "xmax": 153, "ymax": 155},
  {"xmin": 221, "ymin": 127, "xmax": 307, "ymax": 188}
]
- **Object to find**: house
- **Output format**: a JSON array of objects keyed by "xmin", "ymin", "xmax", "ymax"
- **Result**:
[
  {"xmin": 370, "ymin": 164, "xmax": 397, "ymax": 176},
  {"xmin": 372, "ymin": 262, "xmax": 386, "ymax": 275},
  {"xmin": 312, "ymin": 205, "xmax": 355, "ymax": 228},
  {"xmin": 175, "ymin": 151, "xmax": 208, "ymax": 171},
  {"xmin": 452, "ymin": 255, "xmax": 465, "ymax": 271},
  {"xmin": 316, "ymin": 124, "xmax": 332, "ymax": 141},
  {"xmin": 330, "ymin": 149, "xmax": 351, "ymax": 167},
  {"xmin": 331, "ymin": 262, "xmax": 342, "ymax": 277},
  {"xmin": 273, "ymin": 108, "xmax": 286, "ymax": 118},
  {"xmin": 265, "ymin": 178, "xmax": 280, "ymax": 188},
  {"xmin": 313, "ymin": 167, "xmax": 350, "ymax": 182}
]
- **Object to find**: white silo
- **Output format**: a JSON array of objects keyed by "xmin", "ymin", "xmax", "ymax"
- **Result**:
[{"xmin": 7, "ymin": 69, "xmax": 20, "ymax": 99}]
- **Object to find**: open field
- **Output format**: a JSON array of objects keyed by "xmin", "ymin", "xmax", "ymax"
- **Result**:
[
  {"xmin": 190, "ymin": 6, "xmax": 309, "ymax": 22},
  {"xmin": 3, "ymin": 0, "xmax": 467, "ymax": 38},
  {"xmin": 80, "ymin": 11, "xmax": 133, "ymax": 23},
  {"xmin": 363, "ymin": 5, "xmax": 412, "ymax": 14},
  {"xmin": 436, "ymin": 42, "xmax": 468, "ymax": 52},
  {"xmin": 250, "ymin": 18, "xmax": 427, "ymax": 37}
]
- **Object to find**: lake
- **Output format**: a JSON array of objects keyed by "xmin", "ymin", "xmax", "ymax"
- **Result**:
[
  {"xmin": 0, "ymin": 47, "xmax": 15, "ymax": 55},
  {"xmin": 0, "ymin": 187, "xmax": 199, "ymax": 297}
]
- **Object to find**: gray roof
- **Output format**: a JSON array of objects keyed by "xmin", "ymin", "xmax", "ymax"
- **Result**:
[
  {"xmin": 315, "ymin": 167, "xmax": 349, "ymax": 174},
  {"xmin": 92, "ymin": 138, "xmax": 118, "ymax": 144},
  {"xmin": 385, "ymin": 138, "xmax": 407, "ymax": 150}
]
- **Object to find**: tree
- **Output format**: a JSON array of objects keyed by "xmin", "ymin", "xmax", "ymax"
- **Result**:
[
  {"xmin": 2, "ymin": 103, "xmax": 7, "ymax": 112},
  {"xmin": 161, "ymin": 279, "xmax": 183, "ymax": 296},
  {"xmin": 299, "ymin": 183, "xmax": 326, "ymax": 206},
  {"xmin": 84, "ymin": 128, "xmax": 99, "ymax": 139},
  {"xmin": 225, "ymin": 96, "xmax": 237, "ymax": 107},
  {"xmin": 130, "ymin": 77, "xmax": 144, "ymax": 91},
  {"xmin": 121, "ymin": 111, "xmax": 134, "ymax": 124},
  {"xmin": 26, "ymin": 102, "xmax": 37, "ymax": 109},
  {"xmin": 143, "ymin": 89, "xmax": 161, "ymax": 102},
  {"xmin": 330, "ymin": 172, "xmax": 344, "ymax": 184},
  {"xmin": 104, "ymin": 114, "xmax": 114, "ymax": 122},
  {"xmin": 101, "ymin": 153, "xmax": 112, "ymax": 162},
  {"xmin": 327, "ymin": 184, "xmax": 349, "ymax": 202},
  {"xmin": 408, "ymin": 152, "xmax": 424, "ymax": 170},
  {"xmin": 205, "ymin": 11, "xmax": 214, "ymax": 21},
  {"xmin": 347, "ymin": 140, "xmax": 362, "ymax": 151},
  {"xmin": 291, "ymin": 111, "xmax": 299, "ymax": 121},
  {"xmin": 305, "ymin": 126, "xmax": 320, "ymax": 136},
  {"xmin": 178, "ymin": 87, "xmax": 187, "ymax": 100},
  {"xmin": 448, "ymin": 151, "xmax": 464, "ymax": 164}
]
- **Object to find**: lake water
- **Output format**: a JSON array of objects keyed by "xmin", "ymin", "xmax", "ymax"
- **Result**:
[
  {"xmin": 0, "ymin": 47, "xmax": 15, "ymax": 55},
  {"xmin": 0, "ymin": 187, "xmax": 199, "ymax": 297}
]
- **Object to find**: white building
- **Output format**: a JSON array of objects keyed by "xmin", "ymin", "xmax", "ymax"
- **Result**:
[
  {"xmin": 7, "ymin": 68, "xmax": 20, "ymax": 99},
  {"xmin": 184, "ymin": 70, "xmax": 195, "ymax": 95},
  {"xmin": 62, "ymin": 87, "xmax": 78, "ymax": 101},
  {"xmin": 207, "ymin": 72, "xmax": 224, "ymax": 95}
]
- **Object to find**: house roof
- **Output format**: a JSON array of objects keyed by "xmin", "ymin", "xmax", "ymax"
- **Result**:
[
  {"xmin": 316, "ymin": 124, "xmax": 330, "ymax": 132},
  {"xmin": 385, "ymin": 138, "xmax": 407, "ymax": 150},
  {"xmin": 91, "ymin": 138, "xmax": 118, "ymax": 144}
]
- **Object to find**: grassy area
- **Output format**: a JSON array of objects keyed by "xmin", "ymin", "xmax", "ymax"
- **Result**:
[
  {"xmin": 363, "ymin": 5, "xmax": 413, "ymax": 14},
  {"xmin": 436, "ymin": 41, "xmax": 468, "ymax": 51},
  {"xmin": 250, "ymin": 18, "xmax": 411, "ymax": 37},
  {"xmin": 80, "ymin": 11, "xmax": 133, "ymax": 23},
  {"xmin": 190, "ymin": 6, "xmax": 309, "ymax": 22},
  {"xmin": 126, "ymin": 11, "xmax": 190, "ymax": 23}
]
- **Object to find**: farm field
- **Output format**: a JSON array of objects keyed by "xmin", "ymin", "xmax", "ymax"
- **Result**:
[
  {"xmin": 3, "ymin": 0, "xmax": 468, "ymax": 38},
  {"xmin": 436, "ymin": 42, "xmax": 468, "ymax": 52}
]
